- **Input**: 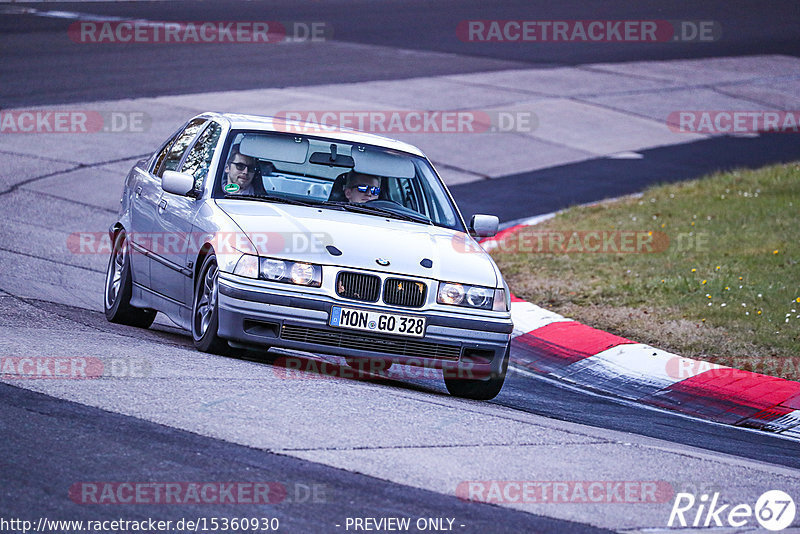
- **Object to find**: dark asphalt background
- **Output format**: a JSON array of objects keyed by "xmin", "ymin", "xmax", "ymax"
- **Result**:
[
  {"xmin": 1, "ymin": 1, "xmax": 799, "ymax": 107},
  {"xmin": 1, "ymin": 381, "xmax": 609, "ymax": 533}
]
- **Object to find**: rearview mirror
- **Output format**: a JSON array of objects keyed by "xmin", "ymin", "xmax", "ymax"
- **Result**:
[
  {"xmin": 469, "ymin": 214, "xmax": 499, "ymax": 238},
  {"xmin": 162, "ymin": 170, "xmax": 196, "ymax": 197},
  {"xmin": 309, "ymin": 152, "xmax": 355, "ymax": 167},
  {"xmin": 309, "ymin": 143, "xmax": 355, "ymax": 167}
]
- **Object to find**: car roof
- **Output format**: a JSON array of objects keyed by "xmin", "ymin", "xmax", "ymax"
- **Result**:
[{"xmin": 199, "ymin": 112, "xmax": 426, "ymax": 158}]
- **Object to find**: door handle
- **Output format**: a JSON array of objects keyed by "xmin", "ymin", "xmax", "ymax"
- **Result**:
[
  {"xmin": 158, "ymin": 199, "xmax": 167, "ymax": 211},
  {"xmin": 135, "ymin": 186, "xmax": 142, "ymax": 198}
]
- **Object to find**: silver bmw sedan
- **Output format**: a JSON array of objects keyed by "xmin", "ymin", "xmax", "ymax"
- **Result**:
[{"xmin": 104, "ymin": 112, "xmax": 512, "ymax": 399}]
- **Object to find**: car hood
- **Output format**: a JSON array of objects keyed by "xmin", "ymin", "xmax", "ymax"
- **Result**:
[{"xmin": 215, "ymin": 199, "xmax": 499, "ymax": 286}]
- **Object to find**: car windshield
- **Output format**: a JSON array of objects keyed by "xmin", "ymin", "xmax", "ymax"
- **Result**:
[{"xmin": 213, "ymin": 130, "xmax": 464, "ymax": 231}]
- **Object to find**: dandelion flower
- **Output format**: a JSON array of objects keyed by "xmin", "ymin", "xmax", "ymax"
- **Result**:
[
  {"xmin": 757, "ymin": 310, "xmax": 762, "ymax": 315},
  {"xmin": 702, "ymin": 280, "xmax": 707, "ymax": 285},
  {"xmin": 773, "ymin": 250, "xmax": 779, "ymax": 254},
  {"xmin": 716, "ymin": 266, "xmax": 721, "ymax": 270},
  {"xmin": 691, "ymin": 268, "xmax": 696, "ymax": 273}
]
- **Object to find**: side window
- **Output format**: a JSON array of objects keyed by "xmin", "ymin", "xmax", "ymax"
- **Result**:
[
  {"xmin": 157, "ymin": 118, "xmax": 206, "ymax": 177},
  {"xmin": 180, "ymin": 122, "xmax": 222, "ymax": 193},
  {"xmin": 151, "ymin": 132, "xmax": 180, "ymax": 175}
]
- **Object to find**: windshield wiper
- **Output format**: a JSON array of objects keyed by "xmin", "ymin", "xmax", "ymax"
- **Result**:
[
  {"xmin": 326, "ymin": 201, "xmax": 433, "ymax": 225},
  {"xmin": 223, "ymin": 193, "xmax": 320, "ymax": 208}
]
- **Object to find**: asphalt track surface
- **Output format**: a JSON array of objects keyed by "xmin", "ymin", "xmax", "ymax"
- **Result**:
[
  {"xmin": 2, "ymin": 0, "xmax": 800, "ymax": 107},
  {"xmin": 2, "ymin": 1, "xmax": 800, "ymax": 532},
  {"xmin": 1, "ymin": 382, "xmax": 605, "ymax": 533}
]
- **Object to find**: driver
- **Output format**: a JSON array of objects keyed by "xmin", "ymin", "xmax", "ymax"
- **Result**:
[
  {"xmin": 343, "ymin": 171, "xmax": 381, "ymax": 203},
  {"xmin": 223, "ymin": 144, "xmax": 258, "ymax": 195}
]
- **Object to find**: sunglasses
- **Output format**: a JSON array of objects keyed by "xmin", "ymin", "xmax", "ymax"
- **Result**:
[
  {"xmin": 231, "ymin": 161, "xmax": 256, "ymax": 173},
  {"xmin": 351, "ymin": 184, "xmax": 380, "ymax": 195}
]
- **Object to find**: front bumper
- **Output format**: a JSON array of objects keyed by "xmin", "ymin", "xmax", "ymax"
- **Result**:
[{"xmin": 217, "ymin": 274, "xmax": 512, "ymax": 375}]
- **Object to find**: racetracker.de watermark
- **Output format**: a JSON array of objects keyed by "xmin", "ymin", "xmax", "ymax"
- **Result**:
[
  {"xmin": 68, "ymin": 20, "xmax": 332, "ymax": 43},
  {"xmin": 68, "ymin": 231, "xmax": 331, "ymax": 255},
  {"xmin": 668, "ymin": 111, "xmax": 800, "ymax": 134},
  {"xmin": 0, "ymin": 111, "xmax": 150, "ymax": 134},
  {"xmin": 274, "ymin": 110, "xmax": 537, "ymax": 134},
  {"xmin": 0, "ymin": 357, "xmax": 150, "ymax": 379},
  {"xmin": 457, "ymin": 20, "xmax": 721, "ymax": 42},
  {"xmin": 68, "ymin": 482, "xmax": 324, "ymax": 505},
  {"xmin": 664, "ymin": 356, "xmax": 800, "ymax": 381},
  {"xmin": 272, "ymin": 356, "xmax": 493, "ymax": 381},
  {"xmin": 456, "ymin": 481, "xmax": 674, "ymax": 503},
  {"xmin": 465, "ymin": 230, "xmax": 670, "ymax": 254}
]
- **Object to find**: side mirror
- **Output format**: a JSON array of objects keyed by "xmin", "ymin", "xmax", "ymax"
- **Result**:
[
  {"xmin": 162, "ymin": 170, "xmax": 196, "ymax": 197},
  {"xmin": 469, "ymin": 214, "xmax": 499, "ymax": 238}
]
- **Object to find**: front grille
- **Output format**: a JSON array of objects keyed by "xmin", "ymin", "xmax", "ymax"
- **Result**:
[
  {"xmin": 281, "ymin": 324, "xmax": 461, "ymax": 361},
  {"xmin": 336, "ymin": 271, "xmax": 380, "ymax": 302},
  {"xmin": 383, "ymin": 278, "xmax": 426, "ymax": 308}
]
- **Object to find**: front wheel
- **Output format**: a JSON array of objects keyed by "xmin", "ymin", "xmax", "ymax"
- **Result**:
[
  {"xmin": 192, "ymin": 253, "xmax": 229, "ymax": 354},
  {"xmin": 444, "ymin": 345, "xmax": 509, "ymax": 400},
  {"xmin": 104, "ymin": 230, "xmax": 156, "ymax": 328}
]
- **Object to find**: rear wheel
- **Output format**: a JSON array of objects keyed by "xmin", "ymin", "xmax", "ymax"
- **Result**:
[
  {"xmin": 444, "ymin": 345, "xmax": 509, "ymax": 400},
  {"xmin": 104, "ymin": 230, "xmax": 156, "ymax": 328},
  {"xmin": 192, "ymin": 253, "xmax": 229, "ymax": 354}
]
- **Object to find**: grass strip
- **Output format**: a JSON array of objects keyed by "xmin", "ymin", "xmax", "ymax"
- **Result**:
[{"xmin": 493, "ymin": 162, "xmax": 800, "ymax": 380}]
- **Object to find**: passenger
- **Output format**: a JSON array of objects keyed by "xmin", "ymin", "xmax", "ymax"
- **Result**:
[
  {"xmin": 343, "ymin": 171, "xmax": 381, "ymax": 203},
  {"xmin": 223, "ymin": 144, "xmax": 258, "ymax": 195}
]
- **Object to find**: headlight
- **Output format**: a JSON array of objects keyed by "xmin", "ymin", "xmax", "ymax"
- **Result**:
[
  {"xmin": 437, "ymin": 283, "xmax": 465, "ymax": 305},
  {"xmin": 233, "ymin": 254, "xmax": 259, "ymax": 278},
  {"xmin": 258, "ymin": 257, "xmax": 321, "ymax": 287},
  {"xmin": 466, "ymin": 286, "xmax": 493, "ymax": 308},
  {"xmin": 437, "ymin": 282, "xmax": 496, "ymax": 310},
  {"xmin": 290, "ymin": 262, "xmax": 316, "ymax": 285},
  {"xmin": 260, "ymin": 258, "xmax": 287, "ymax": 281}
]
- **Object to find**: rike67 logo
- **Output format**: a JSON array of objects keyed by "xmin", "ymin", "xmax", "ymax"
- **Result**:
[{"xmin": 669, "ymin": 490, "xmax": 796, "ymax": 531}]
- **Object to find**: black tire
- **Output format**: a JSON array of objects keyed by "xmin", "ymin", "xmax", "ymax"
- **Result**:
[
  {"xmin": 104, "ymin": 230, "xmax": 156, "ymax": 328},
  {"xmin": 192, "ymin": 253, "xmax": 229, "ymax": 354},
  {"xmin": 345, "ymin": 357, "xmax": 393, "ymax": 373},
  {"xmin": 444, "ymin": 345, "xmax": 509, "ymax": 400}
]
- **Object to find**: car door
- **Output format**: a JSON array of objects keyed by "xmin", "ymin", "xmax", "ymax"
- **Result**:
[
  {"xmin": 128, "ymin": 129, "xmax": 181, "ymax": 289},
  {"xmin": 151, "ymin": 120, "xmax": 223, "ymax": 318}
]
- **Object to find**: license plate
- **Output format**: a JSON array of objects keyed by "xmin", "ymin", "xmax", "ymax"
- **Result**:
[{"xmin": 329, "ymin": 306, "xmax": 426, "ymax": 337}]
